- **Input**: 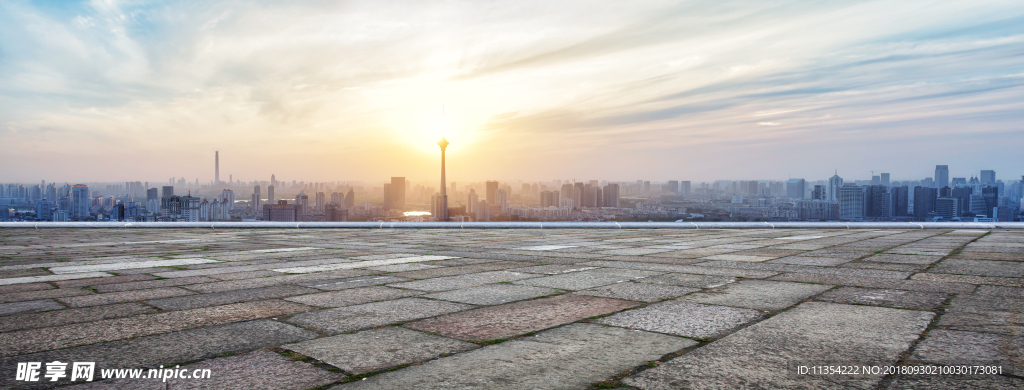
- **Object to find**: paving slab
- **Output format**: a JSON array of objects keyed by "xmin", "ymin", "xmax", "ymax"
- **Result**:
[
  {"xmin": 911, "ymin": 272, "xmax": 1024, "ymax": 287},
  {"xmin": 0, "ymin": 282, "xmax": 52, "ymax": 294},
  {"xmin": 285, "ymin": 286, "xmax": 422, "ymax": 307},
  {"xmin": 624, "ymin": 302, "xmax": 934, "ymax": 390},
  {"xmin": 0, "ymin": 302, "xmax": 158, "ymax": 332},
  {"xmin": 285, "ymin": 327, "xmax": 478, "ymax": 374},
  {"xmin": 391, "ymin": 271, "xmax": 539, "ymax": 292},
  {"xmin": 637, "ymin": 273, "xmax": 737, "ymax": 288},
  {"xmin": 580, "ymin": 260, "xmax": 780, "ymax": 278},
  {"xmin": 389, "ymin": 261, "xmax": 525, "ymax": 279},
  {"xmin": 0, "ymin": 272, "xmax": 113, "ymax": 286},
  {"xmin": 59, "ymin": 287, "xmax": 195, "ymax": 307},
  {"xmin": 937, "ymin": 295, "xmax": 1024, "ymax": 335},
  {"xmin": 908, "ymin": 329, "xmax": 1021, "ymax": 376},
  {"xmin": 815, "ymin": 287, "xmax": 948, "ymax": 310},
  {"xmin": 207, "ymin": 269, "xmax": 282, "ymax": 280},
  {"xmin": 682, "ymin": 279, "xmax": 832, "ymax": 310},
  {"xmin": 274, "ymin": 255, "xmax": 458, "ymax": 273},
  {"xmin": 48, "ymin": 258, "xmax": 219, "ymax": 274},
  {"xmin": 863, "ymin": 253, "xmax": 944, "ymax": 265},
  {"xmin": 405, "ymin": 294, "xmax": 638, "ymax": 341},
  {"xmin": 146, "ymin": 285, "xmax": 319, "ymax": 310},
  {"xmin": 840, "ymin": 261, "xmax": 929, "ymax": 272},
  {"xmin": 366, "ymin": 263, "xmax": 440, "ymax": 272},
  {"xmin": 299, "ymin": 275, "xmax": 410, "ymax": 290},
  {"xmin": 0, "ymin": 300, "xmax": 314, "ymax": 356},
  {"xmin": 598, "ymin": 300, "xmax": 763, "ymax": 339},
  {"xmin": 52, "ymin": 273, "xmax": 157, "ymax": 288},
  {"xmin": 92, "ymin": 276, "xmax": 221, "ymax": 292},
  {"xmin": 0, "ymin": 320, "xmax": 319, "ymax": 389},
  {"xmin": 0, "ymin": 299, "xmax": 64, "ymax": 316},
  {"xmin": 334, "ymin": 323, "xmax": 694, "ymax": 390},
  {"xmin": 702, "ymin": 254, "xmax": 777, "ymax": 262},
  {"xmin": 514, "ymin": 268, "xmax": 662, "ymax": 290},
  {"xmin": 508, "ymin": 264, "xmax": 598, "ymax": 274},
  {"xmin": 929, "ymin": 259, "xmax": 1024, "ymax": 278},
  {"xmin": 768, "ymin": 256, "xmax": 852, "ymax": 266},
  {"xmin": 424, "ymin": 284, "xmax": 557, "ymax": 305},
  {"xmin": 576, "ymin": 282, "xmax": 697, "ymax": 302},
  {"xmin": 770, "ymin": 272, "xmax": 976, "ymax": 293},
  {"xmin": 286, "ymin": 298, "xmax": 473, "ymax": 334}
]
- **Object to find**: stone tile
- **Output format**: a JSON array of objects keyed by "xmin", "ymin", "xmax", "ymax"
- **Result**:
[
  {"xmin": 581, "ymin": 260, "xmax": 780, "ymax": 278},
  {"xmin": 702, "ymin": 254, "xmax": 776, "ymax": 262},
  {"xmin": 696, "ymin": 260, "xmax": 913, "ymax": 279},
  {"xmin": 815, "ymin": 287, "xmax": 947, "ymax": 310},
  {"xmin": 298, "ymin": 275, "xmax": 409, "ymax": 290},
  {"xmin": 0, "ymin": 272, "xmax": 113, "ymax": 286},
  {"xmin": 405, "ymin": 294, "xmax": 638, "ymax": 341},
  {"xmin": 92, "ymin": 276, "xmax": 221, "ymax": 292},
  {"xmin": 59, "ymin": 287, "xmax": 195, "ymax": 307},
  {"xmin": 576, "ymin": 282, "xmax": 697, "ymax": 302},
  {"xmin": 596, "ymin": 248, "xmax": 674, "ymax": 256},
  {"xmin": 0, "ymin": 302, "xmax": 158, "ymax": 332},
  {"xmin": 366, "ymin": 263, "xmax": 440, "ymax": 272},
  {"xmin": 863, "ymin": 253, "xmax": 944, "ymax": 265},
  {"xmin": 390, "ymin": 262, "xmax": 524, "ymax": 279},
  {"xmin": 975, "ymin": 285, "xmax": 1024, "ymax": 297},
  {"xmin": 937, "ymin": 295, "xmax": 1024, "ymax": 335},
  {"xmin": 286, "ymin": 298, "xmax": 472, "ymax": 334},
  {"xmin": 930, "ymin": 259, "xmax": 1024, "ymax": 278},
  {"xmin": 335, "ymin": 323, "xmax": 694, "ymax": 390},
  {"xmin": 508, "ymin": 264, "xmax": 598, "ymax": 274},
  {"xmin": 285, "ymin": 286, "xmax": 422, "ymax": 307},
  {"xmin": 650, "ymin": 248, "xmax": 740, "ymax": 258},
  {"xmin": 771, "ymin": 272, "xmax": 977, "ymax": 294},
  {"xmin": 517, "ymin": 245, "xmax": 578, "ymax": 251},
  {"xmin": 0, "ymin": 300, "xmax": 314, "ymax": 356},
  {"xmin": 52, "ymin": 274, "xmax": 157, "ymax": 288},
  {"xmin": 0, "ymin": 299, "xmax": 64, "ymax": 316},
  {"xmin": 391, "ymin": 271, "xmax": 538, "ymax": 292},
  {"xmin": 285, "ymin": 327, "xmax": 478, "ymax": 374},
  {"xmin": 840, "ymin": 261, "xmax": 929, "ymax": 272},
  {"xmin": 274, "ymin": 255, "xmax": 458, "ymax": 273},
  {"xmin": 146, "ymin": 285, "xmax": 318, "ymax": 310},
  {"xmin": 424, "ymin": 284, "xmax": 557, "ymax": 305},
  {"xmin": 514, "ymin": 268, "xmax": 661, "ymax": 290},
  {"xmin": 682, "ymin": 279, "xmax": 832, "ymax": 310},
  {"xmin": 624, "ymin": 302, "xmax": 934, "ymax": 389},
  {"xmin": 638, "ymin": 273, "xmax": 737, "ymax": 288},
  {"xmin": 768, "ymin": 256, "xmax": 851, "ymax": 266},
  {"xmin": 0, "ymin": 282, "xmax": 53, "ymax": 294},
  {"xmin": 207, "ymin": 269, "xmax": 282, "ymax": 280},
  {"xmin": 911, "ymin": 273, "xmax": 1023, "ymax": 287},
  {"xmin": 909, "ymin": 329, "xmax": 1020, "ymax": 376},
  {"xmin": 0, "ymin": 320, "xmax": 319, "ymax": 388},
  {"xmin": 598, "ymin": 300, "xmax": 763, "ymax": 339},
  {"xmin": 886, "ymin": 374, "xmax": 1024, "ymax": 390},
  {"xmin": 48, "ymin": 258, "xmax": 219, "ymax": 274}
]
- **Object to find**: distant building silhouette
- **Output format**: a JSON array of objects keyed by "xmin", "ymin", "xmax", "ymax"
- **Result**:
[{"xmin": 934, "ymin": 165, "xmax": 949, "ymax": 188}]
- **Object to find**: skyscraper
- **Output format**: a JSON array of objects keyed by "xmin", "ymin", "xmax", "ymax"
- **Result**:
[
  {"xmin": 253, "ymin": 186, "xmax": 261, "ymax": 212},
  {"xmin": 386, "ymin": 177, "xmax": 406, "ymax": 211},
  {"xmin": 935, "ymin": 198, "xmax": 960, "ymax": 220},
  {"xmin": 268, "ymin": 185, "xmax": 275, "ymax": 205},
  {"xmin": 295, "ymin": 192, "xmax": 309, "ymax": 213},
  {"xmin": 881, "ymin": 173, "xmax": 890, "ymax": 187},
  {"xmin": 680, "ymin": 181, "xmax": 691, "ymax": 194},
  {"xmin": 315, "ymin": 192, "xmax": 326, "ymax": 213},
  {"xmin": 438, "ymin": 137, "xmax": 449, "ymax": 222},
  {"xmin": 486, "ymin": 181, "xmax": 499, "ymax": 204},
  {"xmin": 468, "ymin": 189, "xmax": 479, "ymax": 213},
  {"xmin": 603, "ymin": 183, "xmax": 620, "ymax": 207},
  {"xmin": 935, "ymin": 165, "xmax": 949, "ymax": 188},
  {"xmin": 980, "ymin": 170, "xmax": 996, "ymax": 186},
  {"xmin": 71, "ymin": 184, "xmax": 90, "ymax": 220},
  {"xmin": 892, "ymin": 186, "xmax": 909, "ymax": 216},
  {"xmin": 838, "ymin": 184, "xmax": 864, "ymax": 220},
  {"xmin": 786, "ymin": 179, "xmax": 806, "ymax": 200},
  {"xmin": 913, "ymin": 187, "xmax": 937, "ymax": 220}
]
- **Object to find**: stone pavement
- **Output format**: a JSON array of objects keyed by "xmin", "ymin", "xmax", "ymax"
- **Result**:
[{"xmin": 0, "ymin": 228, "xmax": 1021, "ymax": 389}]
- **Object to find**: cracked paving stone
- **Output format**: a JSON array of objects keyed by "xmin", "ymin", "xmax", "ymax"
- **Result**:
[
  {"xmin": 598, "ymin": 300, "xmax": 763, "ymax": 339},
  {"xmin": 681, "ymin": 279, "xmax": 832, "ymax": 311},
  {"xmin": 908, "ymin": 329, "xmax": 1022, "ymax": 376}
]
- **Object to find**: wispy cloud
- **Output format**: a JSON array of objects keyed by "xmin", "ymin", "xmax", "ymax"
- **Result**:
[{"xmin": 0, "ymin": 0, "xmax": 1022, "ymax": 182}]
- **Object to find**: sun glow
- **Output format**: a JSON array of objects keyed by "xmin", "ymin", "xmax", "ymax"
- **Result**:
[{"xmin": 385, "ymin": 103, "xmax": 477, "ymax": 155}]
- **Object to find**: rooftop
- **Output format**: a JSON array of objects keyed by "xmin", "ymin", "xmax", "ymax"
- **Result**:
[{"xmin": 0, "ymin": 227, "xmax": 1021, "ymax": 389}]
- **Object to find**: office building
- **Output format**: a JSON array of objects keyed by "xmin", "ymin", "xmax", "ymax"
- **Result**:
[
  {"xmin": 838, "ymin": 184, "xmax": 864, "ymax": 220},
  {"xmin": 345, "ymin": 189, "xmax": 355, "ymax": 208},
  {"xmin": 913, "ymin": 187, "xmax": 937, "ymax": 220},
  {"xmin": 827, "ymin": 173, "xmax": 843, "ymax": 201},
  {"xmin": 325, "ymin": 203, "xmax": 348, "ymax": 222},
  {"xmin": 267, "ymin": 185, "xmax": 275, "ymax": 205},
  {"xmin": 162, "ymin": 186, "xmax": 174, "ymax": 198},
  {"xmin": 496, "ymin": 189, "xmax": 509, "ymax": 214},
  {"xmin": 970, "ymin": 194, "xmax": 989, "ymax": 216},
  {"xmin": 468, "ymin": 189, "xmax": 479, "ymax": 213},
  {"xmin": 486, "ymin": 181, "xmax": 499, "ymax": 204},
  {"xmin": 951, "ymin": 187, "xmax": 972, "ymax": 217},
  {"xmin": 797, "ymin": 200, "xmax": 837, "ymax": 220},
  {"xmin": 667, "ymin": 181, "xmax": 679, "ymax": 193},
  {"xmin": 980, "ymin": 170, "xmax": 995, "ymax": 186},
  {"xmin": 811, "ymin": 185, "xmax": 825, "ymax": 200},
  {"xmin": 315, "ymin": 192, "xmax": 326, "ymax": 213},
  {"xmin": 865, "ymin": 185, "xmax": 890, "ymax": 218},
  {"xmin": 385, "ymin": 177, "xmax": 406, "ymax": 211},
  {"xmin": 935, "ymin": 197, "xmax": 960, "ymax": 220},
  {"xmin": 476, "ymin": 199, "xmax": 490, "ymax": 221},
  {"xmin": 680, "ymin": 181, "xmax": 691, "ymax": 194},
  {"xmin": 881, "ymin": 173, "xmax": 890, "ymax": 187},
  {"xmin": 786, "ymin": 178, "xmax": 806, "ymax": 200},
  {"xmin": 36, "ymin": 200, "xmax": 52, "ymax": 221},
  {"xmin": 71, "ymin": 184, "xmax": 90, "ymax": 220},
  {"xmin": 540, "ymin": 190, "xmax": 559, "ymax": 208},
  {"xmin": 892, "ymin": 186, "xmax": 909, "ymax": 216},
  {"xmin": 603, "ymin": 183, "xmax": 620, "ymax": 207},
  {"xmin": 934, "ymin": 165, "xmax": 949, "ymax": 188},
  {"xmin": 252, "ymin": 185, "xmax": 261, "ymax": 212},
  {"xmin": 264, "ymin": 200, "xmax": 302, "ymax": 222},
  {"xmin": 295, "ymin": 192, "xmax": 309, "ymax": 213}
]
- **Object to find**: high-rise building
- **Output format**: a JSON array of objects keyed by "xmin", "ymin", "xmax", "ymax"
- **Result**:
[
  {"xmin": 325, "ymin": 203, "xmax": 347, "ymax": 222},
  {"xmin": 838, "ymin": 184, "xmax": 864, "ymax": 220},
  {"xmin": 935, "ymin": 198, "xmax": 960, "ymax": 220},
  {"xmin": 486, "ymin": 181, "xmax": 499, "ymax": 204},
  {"xmin": 881, "ymin": 173, "xmax": 890, "ymax": 187},
  {"xmin": 982, "ymin": 186, "xmax": 998, "ymax": 213},
  {"xmin": 36, "ymin": 199, "xmax": 52, "ymax": 221},
  {"xmin": 268, "ymin": 185, "xmax": 275, "ymax": 205},
  {"xmin": 603, "ymin": 183, "xmax": 620, "ymax": 207},
  {"xmin": 315, "ymin": 192, "xmax": 326, "ymax": 213},
  {"xmin": 467, "ymin": 189, "xmax": 479, "ymax": 213},
  {"xmin": 786, "ymin": 179, "xmax": 806, "ymax": 200},
  {"xmin": 345, "ymin": 189, "xmax": 355, "ymax": 208},
  {"xmin": 951, "ymin": 187, "xmax": 972, "ymax": 217},
  {"xmin": 892, "ymin": 186, "xmax": 909, "ymax": 216},
  {"xmin": 680, "ymin": 181, "xmax": 691, "ymax": 194},
  {"xmin": 295, "ymin": 193, "xmax": 309, "ymax": 213},
  {"xmin": 811, "ymin": 185, "xmax": 825, "ymax": 200},
  {"xmin": 476, "ymin": 199, "xmax": 490, "ymax": 221},
  {"xmin": 970, "ymin": 194, "xmax": 989, "ymax": 216},
  {"xmin": 866, "ymin": 186, "xmax": 891, "ymax": 219},
  {"xmin": 496, "ymin": 189, "xmax": 508, "ymax": 214},
  {"xmin": 264, "ymin": 200, "xmax": 302, "ymax": 222},
  {"xmin": 667, "ymin": 181, "xmax": 679, "ymax": 193},
  {"xmin": 162, "ymin": 186, "xmax": 174, "ymax": 198},
  {"xmin": 980, "ymin": 170, "xmax": 996, "ymax": 186},
  {"xmin": 386, "ymin": 177, "xmax": 406, "ymax": 211},
  {"xmin": 934, "ymin": 165, "xmax": 949, "ymax": 188},
  {"xmin": 71, "ymin": 184, "xmax": 90, "ymax": 220},
  {"xmin": 252, "ymin": 186, "xmax": 261, "ymax": 212},
  {"xmin": 828, "ymin": 173, "xmax": 845, "ymax": 201},
  {"xmin": 539, "ymin": 190, "xmax": 559, "ymax": 208},
  {"xmin": 913, "ymin": 186, "xmax": 937, "ymax": 220}
]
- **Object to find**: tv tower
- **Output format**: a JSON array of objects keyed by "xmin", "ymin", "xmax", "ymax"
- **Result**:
[{"xmin": 437, "ymin": 107, "xmax": 449, "ymax": 222}]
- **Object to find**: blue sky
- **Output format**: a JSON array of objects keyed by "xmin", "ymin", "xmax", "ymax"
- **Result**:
[{"xmin": 1, "ymin": 0, "xmax": 1022, "ymax": 183}]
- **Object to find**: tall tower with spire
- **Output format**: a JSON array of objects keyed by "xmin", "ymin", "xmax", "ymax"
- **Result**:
[{"xmin": 438, "ymin": 136, "xmax": 450, "ymax": 222}]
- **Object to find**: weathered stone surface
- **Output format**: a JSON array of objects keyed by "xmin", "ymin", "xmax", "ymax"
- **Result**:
[
  {"xmin": 908, "ymin": 329, "xmax": 1021, "ymax": 376},
  {"xmin": 390, "ymin": 271, "xmax": 539, "ymax": 292},
  {"xmin": 624, "ymin": 302, "xmax": 934, "ymax": 389},
  {"xmin": 286, "ymin": 298, "xmax": 472, "ymax": 334},
  {"xmin": 146, "ymin": 285, "xmax": 318, "ymax": 310},
  {"xmin": 285, "ymin": 327, "xmax": 478, "ymax": 374},
  {"xmin": 682, "ymin": 279, "xmax": 832, "ymax": 310},
  {"xmin": 286, "ymin": 286, "xmax": 422, "ymax": 307},
  {"xmin": 768, "ymin": 256, "xmax": 851, "ymax": 266},
  {"xmin": 92, "ymin": 276, "xmax": 221, "ymax": 292},
  {"xmin": 576, "ymin": 282, "xmax": 697, "ymax": 302},
  {"xmin": 638, "ymin": 273, "xmax": 736, "ymax": 288},
  {"xmin": 0, "ymin": 300, "xmax": 314, "ymax": 356},
  {"xmin": 334, "ymin": 324, "xmax": 694, "ymax": 390},
  {"xmin": 863, "ymin": 253, "xmax": 944, "ymax": 265},
  {"xmin": 598, "ymin": 300, "xmax": 762, "ymax": 339},
  {"xmin": 815, "ymin": 287, "xmax": 948, "ymax": 310},
  {"xmin": 0, "ymin": 299, "xmax": 64, "ymax": 316},
  {"xmin": 514, "ymin": 268, "xmax": 661, "ymax": 290},
  {"xmin": 508, "ymin": 264, "xmax": 598, "ymax": 275},
  {"xmin": 0, "ymin": 302, "xmax": 158, "ymax": 332},
  {"xmin": 929, "ymin": 259, "xmax": 1024, "ymax": 278},
  {"xmin": 885, "ymin": 374, "xmax": 1024, "ymax": 389},
  {"xmin": 405, "ymin": 294, "xmax": 638, "ymax": 341},
  {"xmin": 424, "ymin": 284, "xmax": 556, "ymax": 305},
  {"xmin": 937, "ymin": 295, "xmax": 1024, "ymax": 335},
  {"xmin": 59, "ymin": 287, "xmax": 195, "ymax": 307},
  {"xmin": 52, "ymin": 273, "xmax": 157, "ymax": 288},
  {"xmin": 299, "ymin": 275, "xmax": 410, "ymax": 290},
  {"xmin": 770, "ymin": 272, "xmax": 977, "ymax": 293}
]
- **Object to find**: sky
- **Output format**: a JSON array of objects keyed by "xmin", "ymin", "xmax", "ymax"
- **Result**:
[{"xmin": 1, "ymin": 0, "xmax": 1022, "ymax": 184}]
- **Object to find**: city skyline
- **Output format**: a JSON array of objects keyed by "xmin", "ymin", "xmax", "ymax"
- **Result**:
[{"xmin": 2, "ymin": 1, "xmax": 1022, "ymax": 182}]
